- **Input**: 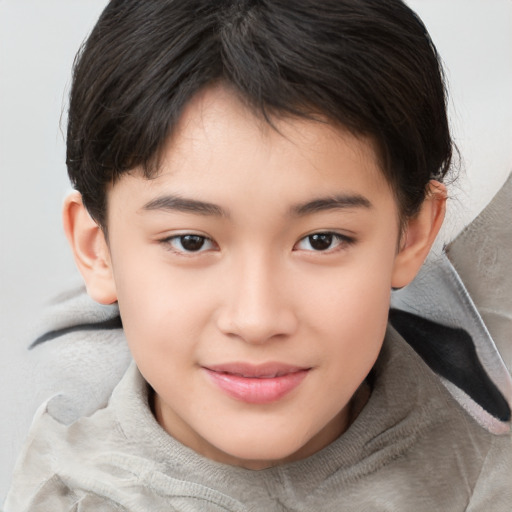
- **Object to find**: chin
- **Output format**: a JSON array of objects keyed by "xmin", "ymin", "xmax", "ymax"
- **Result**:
[
  {"xmin": 223, "ymin": 445, "xmax": 299, "ymax": 470},
  {"xmin": 209, "ymin": 428, "xmax": 315, "ymax": 469}
]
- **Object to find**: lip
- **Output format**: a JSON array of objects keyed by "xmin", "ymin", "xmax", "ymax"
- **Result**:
[{"xmin": 203, "ymin": 363, "xmax": 311, "ymax": 404}]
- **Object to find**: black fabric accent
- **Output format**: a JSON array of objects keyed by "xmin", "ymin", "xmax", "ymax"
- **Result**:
[
  {"xmin": 29, "ymin": 316, "xmax": 123, "ymax": 349},
  {"xmin": 389, "ymin": 308, "xmax": 511, "ymax": 422}
]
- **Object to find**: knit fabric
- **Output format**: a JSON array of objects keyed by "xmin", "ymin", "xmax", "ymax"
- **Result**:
[{"xmin": 5, "ymin": 326, "xmax": 511, "ymax": 511}]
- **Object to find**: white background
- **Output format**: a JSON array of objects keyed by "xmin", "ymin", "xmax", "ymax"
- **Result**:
[{"xmin": 0, "ymin": 0, "xmax": 511, "ymax": 503}]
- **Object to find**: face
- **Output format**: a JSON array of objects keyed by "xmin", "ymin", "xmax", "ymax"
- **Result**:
[{"xmin": 104, "ymin": 86, "xmax": 403, "ymax": 469}]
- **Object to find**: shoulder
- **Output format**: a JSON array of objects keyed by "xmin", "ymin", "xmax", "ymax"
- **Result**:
[
  {"xmin": 5, "ymin": 363, "xmax": 218, "ymax": 511},
  {"xmin": 5, "ymin": 474, "xmax": 130, "ymax": 512},
  {"xmin": 381, "ymin": 323, "xmax": 509, "ymax": 460},
  {"xmin": 4, "ymin": 372, "xmax": 129, "ymax": 511},
  {"xmin": 349, "ymin": 327, "xmax": 512, "ymax": 510},
  {"xmin": 465, "ymin": 432, "xmax": 512, "ymax": 511}
]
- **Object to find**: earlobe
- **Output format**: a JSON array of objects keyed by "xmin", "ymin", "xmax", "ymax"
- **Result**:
[
  {"xmin": 62, "ymin": 191, "xmax": 117, "ymax": 304},
  {"xmin": 391, "ymin": 180, "xmax": 447, "ymax": 289}
]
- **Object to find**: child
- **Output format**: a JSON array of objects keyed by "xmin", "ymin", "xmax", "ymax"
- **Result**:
[{"xmin": 5, "ymin": 0, "xmax": 511, "ymax": 510}]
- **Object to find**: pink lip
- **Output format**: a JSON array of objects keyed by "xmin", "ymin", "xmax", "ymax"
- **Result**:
[{"xmin": 203, "ymin": 363, "xmax": 310, "ymax": 404}]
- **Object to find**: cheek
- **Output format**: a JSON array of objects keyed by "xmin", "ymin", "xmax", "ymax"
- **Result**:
[
  {"xmin": 302, "ymin": 243, "xmax": 396, "ymax": 375},
  {"xmin": 111, "ymin": 251, "xmax": 215, "ymax": 364},
  {"xmin": 306, "ymin": 248, "xmax": 395, "ymax": 328}
]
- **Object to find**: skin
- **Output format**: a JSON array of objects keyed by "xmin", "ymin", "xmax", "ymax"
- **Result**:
[{"xmin": 64, "ymin": 85, "xmax": 446, "ymax": 470}]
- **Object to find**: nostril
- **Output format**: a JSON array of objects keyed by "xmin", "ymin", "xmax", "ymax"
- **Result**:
[{"xmin": 216, "ymin": 306, "xmax": 298, "ymax": 345}]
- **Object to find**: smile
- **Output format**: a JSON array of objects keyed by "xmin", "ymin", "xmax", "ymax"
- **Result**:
[{"xmin": 203, "ymin": 363, "xmax": 311, "ymax": 404}]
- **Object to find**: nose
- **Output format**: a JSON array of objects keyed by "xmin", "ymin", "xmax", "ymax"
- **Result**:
[{"xmin": 216, "ymin": 254, "xmax": 298, "ymax": 344}]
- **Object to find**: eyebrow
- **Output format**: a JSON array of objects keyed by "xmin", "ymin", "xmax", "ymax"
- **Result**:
[
  {"xmin": 141, "ymin": 193, "xmax": 372, "ymax": 218},
  {"xmin": 290, "ymin": 194, "xmax": 373, "ymax": 216},
  {"xmin": 142, "ymin": 195, "xmax": 227, "ymax": 217}
]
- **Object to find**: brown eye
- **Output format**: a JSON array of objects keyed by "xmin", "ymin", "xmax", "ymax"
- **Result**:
[
  {"xmin": 308, "ymin": 233, "xmax": 334, "ymax": 251},
  {"xmin": 163, "ymin": 234, "xmax": 215, "ymax": 254},
  {"xmin": 179, "ymin": 235, "xmax": 206, "ymax": 252},
  {"xmin": 294, "ymin": 232, "xmax": 355, "ymax": 253}
]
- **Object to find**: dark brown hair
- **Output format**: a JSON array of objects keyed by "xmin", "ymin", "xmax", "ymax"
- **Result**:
[{"xmin": 67, "ymin": 0, "xmax": 453, "ymax": 227}]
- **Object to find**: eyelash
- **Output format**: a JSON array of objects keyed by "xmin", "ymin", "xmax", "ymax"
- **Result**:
[
  {"xmin": 160, "ymin": 234, "xmax": 216, "ymax": 255},
  {"xmin": 293, "ymin": 232, "xmax": 355, "ymax": 253},
  {"xmin": 160, "ymin": 232, "xmax": 355, "ymax": 255}
]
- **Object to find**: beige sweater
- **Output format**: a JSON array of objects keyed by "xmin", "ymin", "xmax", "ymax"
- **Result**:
[{"xmin": 5, "ymin": 326, "xmax": 511, "ymax": 511}]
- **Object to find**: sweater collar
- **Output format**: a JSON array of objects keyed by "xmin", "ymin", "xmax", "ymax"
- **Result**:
[{"xmin": 112, "ymin": 325, "xmax": 447, "ymax": 501}]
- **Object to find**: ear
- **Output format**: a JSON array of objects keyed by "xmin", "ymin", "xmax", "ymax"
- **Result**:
[
  {"xmin": 62, "ymin": 191, "xmax": 117, "ymax": 304},
  {"xmin": 392, "ymin": 180, "xmax": 447, "ymax": 289}
]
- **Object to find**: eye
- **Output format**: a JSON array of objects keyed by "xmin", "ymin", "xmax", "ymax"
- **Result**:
[
  {"xmin": 294, "ymin": 232, "xmax": 354, "ymax": 252},
  {"xmin": 162, "ymin": 234, "xmax": 215, "ymax": 254}
]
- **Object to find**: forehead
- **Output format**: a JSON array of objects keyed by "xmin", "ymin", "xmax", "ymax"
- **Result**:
[
  {"xmin": 110, "ymin": 85, "xmax": 394, "ymax": 215},
  {"xmin": 170, "ymin": 86, "xmax": 380, "ymax": 168}
]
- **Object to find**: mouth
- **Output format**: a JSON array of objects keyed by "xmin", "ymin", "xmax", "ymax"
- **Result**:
[{"xmin": 202, "ymin": 363, "xmax": 311, "ymax": 404}]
